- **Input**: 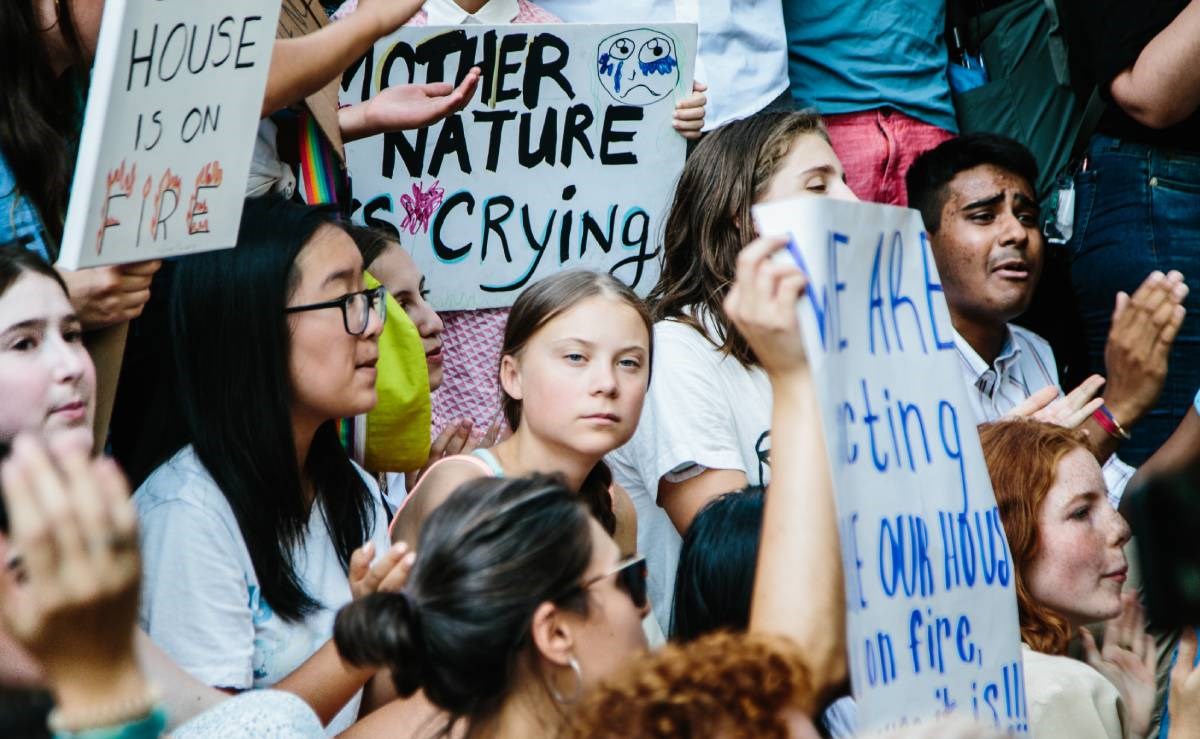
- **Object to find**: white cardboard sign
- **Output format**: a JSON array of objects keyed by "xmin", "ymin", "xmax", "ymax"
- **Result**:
[
  {"xmin": 341, "ymin": 23, "xmax": 697, "ymax": 310},
  {"xmin": 58, "ymin": 0, "xmax": 281, "ymax": 269},
  {"xmin": 753, "ymin": 198, "xmax": 1030, "ymax": 734}
]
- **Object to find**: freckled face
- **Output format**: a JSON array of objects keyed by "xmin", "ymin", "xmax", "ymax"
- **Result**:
[{"xmin": 1027, "ymin": 448, "xmax": 1131, "ymax": 628}]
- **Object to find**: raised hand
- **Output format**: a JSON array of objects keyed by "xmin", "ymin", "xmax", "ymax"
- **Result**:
[
  {"xmin": 0, "ymin": 434, "xmax": 150, "ymax": 723},
  {"xmin": 1104, "ymin": 270, "xmax": 1187, "ymax": 428},
  {"xmin": 1168, "ymin": 629, "xmax": 1200, "ymax": 739},
  {"xmin": 1081, "ymin": 592, "xmax": 1157, "ymax": 739},
  {"xmin": 1005, "ymin": 375, "xmax": 1106, "ymax": 429},
  {"xmin": 349, "ymin": 541, "xmax": 415, "ymax": 600},
  {"xmin": 723, "ymin": 235, "xmax": 809, "ymax": 378},
  {"xmin": 344, "ymin": 68, "xmax": 482, "ymax": 141}
]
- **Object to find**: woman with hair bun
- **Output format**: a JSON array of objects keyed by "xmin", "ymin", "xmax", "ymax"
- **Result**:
[{"xmin": 336, "ymin": 473, "xmax": 650, "ymax": 736}]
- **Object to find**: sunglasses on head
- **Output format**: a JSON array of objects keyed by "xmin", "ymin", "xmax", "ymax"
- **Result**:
[{"xmin": 574, "ymin": 554, "xmax": 648, "ymax": 610}]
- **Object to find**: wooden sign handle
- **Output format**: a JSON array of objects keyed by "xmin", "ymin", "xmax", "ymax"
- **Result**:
[{"xmin": 84, "ymin": 321, "xmax": 129, "ymax": 456}]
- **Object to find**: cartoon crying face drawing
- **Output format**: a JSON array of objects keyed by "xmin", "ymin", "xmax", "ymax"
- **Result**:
[{"xmin": 596, "ymin": 29, "xmax": 680, "ymax": 106}]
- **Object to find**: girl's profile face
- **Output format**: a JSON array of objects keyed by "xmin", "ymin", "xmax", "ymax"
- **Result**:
[
  {"xmin": 368, "ymin": 243, "xmax": 445, "ymax": 391},
  {"xmin": 1027, "ymin": 447, "xmax": 1131, "ymax": 628},
  {"xmin": 501, "ymin": 294, "xmax": 650, "ymax": 460},
  {"xmin": 286, "ymin": 226, "xmax": 383, "ymax": 428},
  {"xmin": 0, "ymin": 272, "xmax": 95, "ymax": 449},
  {"xmin": 759, "ymin": 132, "xmax": 858, "ymax": 204}
]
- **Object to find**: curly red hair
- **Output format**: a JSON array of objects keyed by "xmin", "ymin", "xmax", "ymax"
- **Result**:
[
  {"xmin": 978, "ymin": 419, "xmax": 1088, "ymax": 655},
  {"xmin": 565, "ymin": 631, "xmax": 814, "ymax": 739}
]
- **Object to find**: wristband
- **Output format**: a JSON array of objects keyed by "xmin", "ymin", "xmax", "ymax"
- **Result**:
[
  {"xmin": 1092, "ymin": 404, "xmax": 1132, "ymax": 441},
  {"xmin": 49, "ymin": 691, "xmax": 163, "ymax": 738}
]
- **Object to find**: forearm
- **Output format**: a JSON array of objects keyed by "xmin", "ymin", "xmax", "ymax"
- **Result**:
[
  {"xmin": 274, "ymin": 639, "xmax": 376, "ymax": 726},
  {"xmin": 338, "ymin": 103, "xmax": 373, "ymax": 142},
  {"xmin": 263, "ymin": 12, "xmax": 385, "ymax": 117},
  {"xmin": 749, "ymin": 369, "xmax": 846, "ymax": 700},
  {"xmin": 134, "ymin": 630, "xmax": 225, "ymax": 731},
  {"xmin": 1109, "ymin": 0, "xmax": 1200, "ymax": 128}
]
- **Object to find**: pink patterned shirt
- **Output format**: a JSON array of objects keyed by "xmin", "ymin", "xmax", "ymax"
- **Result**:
[{"xmin": 335, "ymin": 0, "xmax": 560, "ymax": 435}]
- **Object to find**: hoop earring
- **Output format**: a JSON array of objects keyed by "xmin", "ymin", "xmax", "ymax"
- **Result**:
[{"xmin": 548, "ymin": 656, "xmax": 584, "ymax": 706}]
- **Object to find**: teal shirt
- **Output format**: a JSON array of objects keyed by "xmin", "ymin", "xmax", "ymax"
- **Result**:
[
  {"xmin": 784, "ymin": 0, "xmax": 958, "ymax": 133},
  {"xmin": 0, "ymin": 148, "xmax": 54, "ymax": 261}
]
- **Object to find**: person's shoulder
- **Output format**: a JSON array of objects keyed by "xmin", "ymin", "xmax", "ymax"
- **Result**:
[
  {"xmin": 134, "ymin": 446, "xmax": 225, "ymax": 508},
  {"xmin": 1022, "ymin": 647, "xmax": 1121, "ymax": 705},
  {"xmin": 410, "ymin": 456, "xmax": 491, "ymax": 505}
]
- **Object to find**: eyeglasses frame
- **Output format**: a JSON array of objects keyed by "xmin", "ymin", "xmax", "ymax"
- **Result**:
[{"xmin": 284, "ymin": 285, "xmax": 388, "ymax": 336}]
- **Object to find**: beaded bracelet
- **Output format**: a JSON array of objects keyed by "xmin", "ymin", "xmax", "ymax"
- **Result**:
[
  {"xmin": 49, "ymin": 691, "xmax": 165, "ymax": 739},
  {"xmin": 1092, "ymin": 404, "xmax": 1132, "ymax": 441}
]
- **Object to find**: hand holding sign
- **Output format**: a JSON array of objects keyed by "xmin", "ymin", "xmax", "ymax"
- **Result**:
[
  {"xmin": 723, "ymin": 235, "xmax": 810, "ymax": 378},
  {"xmin": 57, "ymin": 261, "xmax": 161, "ymax": 330},
  {"xmin": 672, "ymin": 81, "xmax": 708, "ymax": 140}
]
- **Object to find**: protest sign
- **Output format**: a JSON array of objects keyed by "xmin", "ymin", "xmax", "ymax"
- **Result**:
[
  {"xmin": 341, "ymin": 23, "xmax": 697, "ymax": 310},
  {"xmin": 57, "ymin": 0, "xmax": 281, "ymax": 269},
  {"xmin": 753, "ymin": 198, "xmax": 1029, "ymax": 734}
]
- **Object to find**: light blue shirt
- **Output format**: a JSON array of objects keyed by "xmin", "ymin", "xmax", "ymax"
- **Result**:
[
  {"xmin": 0, "ymin": 149, "xmax": 54, "ymax": 262},
  {"xmin": 784, "ymin": 0, "xmax": 958, "ymax": 132},
  {"xmin": 536, "ymin": 0, "xmax": 790, "ymax": 129}
]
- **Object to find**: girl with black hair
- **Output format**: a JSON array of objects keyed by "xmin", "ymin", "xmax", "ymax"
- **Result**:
[
  {"xmin": 133, "ymin": 198, "xmax": 393, "ymax": 733},
  {"xmin": 670, "ymin": 487, "xmax": 764, "ymax": 642},
  {"xmin": 388, "ymin": 269, "xmax": 652, "ymax": 560}
]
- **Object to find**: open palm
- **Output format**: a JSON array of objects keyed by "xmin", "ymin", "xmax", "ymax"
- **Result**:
[{"xmin": 361, "ymin": 69, "xmax": 481, "ymax": 132}]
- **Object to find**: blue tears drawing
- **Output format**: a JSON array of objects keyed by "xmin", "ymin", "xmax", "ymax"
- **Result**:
[{"xmin": 596, "ymin": 29, "xmax": 680, "ymax": 106}]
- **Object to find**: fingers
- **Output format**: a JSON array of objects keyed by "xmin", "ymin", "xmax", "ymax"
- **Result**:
[
  {"xmin": 358, "ymin": 542, "xmax": 413, "ymax": 596},
  {"xmin": 349, "ymin": 541, "xmax": 374, "ymax": 588},
  {"xmin": 118, "ymin": 260, "xmax": 162, "ymax": 277},
  {"xmin": 478, "ymin": 415, "xmax": 503, "ymax": 449},
  {"xmin": 1174, "ymin": 630, "xmax": 1199, "ymax": 689},
  {"xmin": 1007, "ymin": 385, "xmax": 1059, "ymax": 419},
  {"xmin": 375, "ymin": 548, "xmax": 416, "ymax": 593},
  {"xmin": 674, "ymin": 94, "xmax": 707, "ymax": 113},
  {"xmin": 691, "ymin": 80, "xmax": 708, "ymax": 93},
  {"xmin": 429, "ymin": 421, "xmax": 471, "ymax": 460}
]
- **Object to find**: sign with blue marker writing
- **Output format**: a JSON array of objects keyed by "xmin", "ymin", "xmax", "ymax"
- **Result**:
[
  {"xmin": 341, "ymin": 23, "xmax": 697, "ymax": 310},
  {"xmin": 57, "ymin": 0, "xmax": 281, "ymax": 269},
  {"xmin": 753, "ymin": 198, "xmax": 1029, "ymax": 734}
]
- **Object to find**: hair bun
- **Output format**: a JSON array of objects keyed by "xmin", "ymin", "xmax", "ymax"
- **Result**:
[{"xmin": 334, "ymin": 591, "xmax": 427, "ymax": 696}]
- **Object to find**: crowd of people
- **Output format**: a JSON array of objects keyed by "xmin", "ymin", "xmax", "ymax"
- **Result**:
[{"xmin": 2, "ymin": 0, "xmax": 1200, "ymax": 737}]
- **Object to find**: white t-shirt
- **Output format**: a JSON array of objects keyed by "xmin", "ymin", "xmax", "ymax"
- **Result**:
[
  {"xmin": 135, "ymin": 446, "xmax": 390, "ymax": 736},
  {"xmin": 607, "ymin": 315, "xmax": 773, "ymax": 634},
  {"xmin": 533, "ymin": 0, "xmax": 789, "ymax": 129}
]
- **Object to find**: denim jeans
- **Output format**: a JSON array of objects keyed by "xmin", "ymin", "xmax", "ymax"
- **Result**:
[{"xmin": 1069, "ymin": 134, "xmax": 1200, "ymax": 465}]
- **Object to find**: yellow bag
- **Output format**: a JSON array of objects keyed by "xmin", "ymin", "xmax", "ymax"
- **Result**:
[{"xmin": 344, "ymin": 272, "xmax": 431, "ymax": 472}]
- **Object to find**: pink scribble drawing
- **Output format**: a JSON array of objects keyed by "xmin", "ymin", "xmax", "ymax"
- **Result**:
[{"xmin": 399, "ymin": 180, "xmax": 445, "ymax": 235}]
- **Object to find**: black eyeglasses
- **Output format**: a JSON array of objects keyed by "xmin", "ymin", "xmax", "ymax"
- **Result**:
[
  {"xmin": 284, "ymin": 286, "xmax": 387, "ymax": 336},
  {"xmin": 565, "ymin": 554, "xmax": 648, "ymax": 610}
]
